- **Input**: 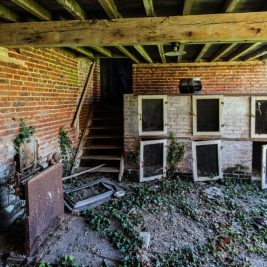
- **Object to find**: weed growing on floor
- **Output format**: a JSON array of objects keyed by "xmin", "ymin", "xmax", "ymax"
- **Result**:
[{"xmin": 58, "ymin": 126, "xmax": 76, "ymax": 176}]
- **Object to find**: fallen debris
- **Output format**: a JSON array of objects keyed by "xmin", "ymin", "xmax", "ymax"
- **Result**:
[{"xmin": 64, "ymin": 178, "xmax": 124, "ymax": 211}]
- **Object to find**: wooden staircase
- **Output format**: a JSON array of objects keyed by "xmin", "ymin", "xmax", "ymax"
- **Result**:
[{"xmin": 78, "ymin": 103, "xmax": 124, "ymax": 179}]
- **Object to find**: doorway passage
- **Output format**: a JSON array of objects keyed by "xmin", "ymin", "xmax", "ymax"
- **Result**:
[{"xmin": 100, "ymin": 58, "xmax": 132, "ymax": 104}]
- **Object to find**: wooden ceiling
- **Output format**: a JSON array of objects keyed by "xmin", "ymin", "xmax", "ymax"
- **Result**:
[{"xmin": 0, "ymin": 0, "xmax": 267, "ymax": 63}]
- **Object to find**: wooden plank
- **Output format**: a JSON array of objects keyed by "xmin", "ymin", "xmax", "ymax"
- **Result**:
[
  {"xmin": 211, "ymin": 43, "xmax": 237, "ymax": 62},
  {"xmin": 0, "ymin": 3, "xmax": 20, "ymax": 22},
  {"xmin": 183, "ymin": 0, "xmax": 193, "ymax": 15},
  {"xmin": 177, "ymin": 44, "xmax": 185, "ymax": 62},
  {"xmin": 143, "ymin": 0, "xmax": 155, "ymax": 17},
  {"xmin": 90, "ymin": 46, "xmax": 112, "ymax": 57},
  {"xmin": 228, "ymin": 42, "xmax": 262, "ymax": 61},
  {"xmin": 57, "ymin": 0, "xmax": 86, "ymax": 20},
  {"xmin": 157, "ymin": 44, "xmax": 166, "ymax": 63},
  {"xmin": 116, "ymin": 46, "xmax": 139, "ymax": 63},
  {"xmin": 97, "ymin": 0, "xmax": 122, "ymax": 19},
  {"xmin": 133, "ymin": 45, "xmax": 153, "ymax": 63},
  {"xmin": 11, "ymin": 0, "xmax": 52, "ymax": 21},
  {"xmin": 2, "ymin": 12, "xmax": 267, "ymax": 47},
  {"xmin": 72, "ymin": 62, "xmax": 95, "ymax": 128},
  {"xmin": 70, "ymin": 47, "xmax": 94, "ymax": 59},
  {"xmin": 224, "ymin": 0, "xmax": 242, "ymax": 13},
  {"xmin": 195, "ymin": 43, "xmax": 211, "ymax": 62}
]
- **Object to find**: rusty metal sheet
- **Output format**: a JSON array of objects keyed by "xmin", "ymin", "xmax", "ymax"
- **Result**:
[{"xmin": 25, "ymin": 163, "xmax": 64, "ymax": 255}]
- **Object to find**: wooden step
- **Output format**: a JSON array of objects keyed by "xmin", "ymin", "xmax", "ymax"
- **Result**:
[
  {"xmin": 75, "ymin": 167, "xmax": 120, "ymax": 173},
  {"xmin": 83, "ymin": 145, "xmax": 122, "ymax": 150},
  {"xmin": 80, "ymin": 155, "xmax": 122, "ymax": 161},
  {"xmin": 86, "ymin": 135, "xmax": 123, "ymax": 139}
]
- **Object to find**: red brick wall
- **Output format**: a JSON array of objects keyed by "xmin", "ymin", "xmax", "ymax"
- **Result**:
[
  {"xmin": 0, "ymin": 48, "xmax": 100, "ymax": 178},
  {"xmin": 133, "ymin": 62, "xmax": 267, "ymax": 95}
]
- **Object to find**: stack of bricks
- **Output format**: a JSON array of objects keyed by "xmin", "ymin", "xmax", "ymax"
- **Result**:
[{"xmin": 0, "ymin": 48, "xmax": 100, "ymax": 179}]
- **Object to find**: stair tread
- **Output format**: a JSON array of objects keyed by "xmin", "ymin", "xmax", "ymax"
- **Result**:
[
  {"xmin": 83, "ymin": 145, "xmax": 122, "ymax": 149},
  {"xmin": 80, "ymin": 155, "xmax": 122, "ymax": 160},
  {"xmin": 76, "ymin": 167, "xmax": 120, "ymax": 173}
]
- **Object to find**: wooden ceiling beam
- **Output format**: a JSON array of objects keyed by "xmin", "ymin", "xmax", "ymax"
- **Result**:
[
  {"xmin": 243, "ymin": 48, "xmax": 267, "ymax": 61},
  {"xmin": 2, "ymin": 12, "xmax": 267, "ymax": 47},
  {"xmin": 195, "ymin": 43, "xmax": 211, "ymax": 62},
  {"xmin": 99, "ymin": 0, "xmax": 152, "ymax": 63},
  {"xmin": 143, "ymin": 0, "xmax": 155, "ymax": 17},
  {"xmin": 98, "ymin": 0, "xmax": 122, "ymax": 19},
  {"xmin": 228, "ymin": 42, "xmax": 262, "ymax": 61},
  {"xmin": 224, "ymin": 0, "xmax": 242, "ymax": 13},
  {"xmin": 116, "ymin": 46, "xmax": 139, "ymax": 63},
  {"xmin": 11, "ymin": 0, "xmax": 52, "ymax": 21},
  {"xmin": 70, "ymin": 47, "xmax": 94, "ymax": 59},
  {"xmin": 0, "ymin": 3, "xmax": 20, "ymax": 22},
  {"xmin": 177, "ymin": 44, "xmax": 185, "ymax": 63},
  {"xmin": 90, "ymin": 46, "xmax": 112, "ymax": 57},
  {"xmin": 157, "ymin": 44, "xmax": 166, "ymax": 63},
  {"xmin": 211, "ymin": 43, "xmax": 237, "ymax": 62},
  {"xmin": 56, "ymin": 0, "xmax": 86, "ymax": 20},
  {"xmin": 57, "ymin": 0, "xmax": 112, "ymax": 58},
  {"xmin": 183, "ymin": 0, "xmax": 193, "ymax": 15}
]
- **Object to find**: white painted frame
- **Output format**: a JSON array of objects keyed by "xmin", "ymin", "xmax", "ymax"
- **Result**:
[
  {"xmin": 140, "ymin": 139, "xmax": 167, "ymax": 182},
  {"xmin": 138, "ymin": 95, "xmax": 167, "ymax": 136},
  {"xmin": 251, "ymin": 96, "xmax": 267, "ymax": 138},
  {"xmin": 261, "ymin": 145, "xmax": 267, "ymax": 189},
  {"xmin": 192, "ymin": 95, "xmax": 224, "ymax": 136},
  {"xmin": 192, "ymin": 140, "xmax": 222, "ymax": 182}
]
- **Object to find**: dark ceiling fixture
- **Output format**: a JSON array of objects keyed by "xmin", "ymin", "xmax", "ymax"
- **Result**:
[{"xmin": 165, "ymin": 42, "xmax": 186, "ymax": 57}]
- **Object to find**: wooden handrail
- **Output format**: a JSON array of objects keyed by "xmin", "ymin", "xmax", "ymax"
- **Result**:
[{"xmin": 72, "ymin": 61, "xmax": 96, "ymax": 129}]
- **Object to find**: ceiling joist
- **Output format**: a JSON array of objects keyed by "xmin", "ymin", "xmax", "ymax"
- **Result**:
[
  {"xmin": 70, "ymin": 47, "xmax": 94, "ymax": 59},
  {"xmin": 195, "ymin": 43, "xmax": 211, "ymax": 62},
  {"xmin": 177, "ymin": 44, "xmax": 185, "ymax": 63},
  {"xmin": 99, "ymin": 0, "xmax": 153, "ymax": 63},
  {"xmin": 183, "ymin": 0, "xmax": 193, "ymax": 15},
  {"xmin": 157, "ymin": 44, "xmax": 166, "ymax": 63},
  {"xmin": 243, "ymin": 48, "xmax": 267, "ymax": 61},
  {"xmin": 143, "ymin": 0, "xmax": 155, "ymax": 17},
  {"xmin": 1, "ymin": 12, "xmax": 267, "ymax": 48},
  {"xmin": 116, "ymin": 46, "xmax": 139, "ymax": 63},
  {"xmin": 228, "ymin": 42, "xmax": 262, "ymax": 61},
  {"xmin": 11, "ymin": 0, "xmax": 52, "ymax": 21},
  {"xmin": 56, "ymin": 0, "xmax": 86, "ymax": 20},
  {"xmin": 211, "ymin": 43, "xmax": 237, "ymax": 62},
  {"xmin": 0, "ymin": 3, "xmax": 20, "ymax": 22},
  {"xmin": 224, "ymin": 0, "xmax": 242, "ymax": 13}
]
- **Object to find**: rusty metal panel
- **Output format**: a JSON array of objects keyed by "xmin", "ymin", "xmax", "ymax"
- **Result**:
[{"xmin": 25, "ymin": 163, "xmax": 64, "ymax": 255}]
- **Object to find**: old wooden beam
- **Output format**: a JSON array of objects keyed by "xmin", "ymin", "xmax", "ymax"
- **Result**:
[
  {"xmin": 224, "ymin": 0, "xmax": 242, "ymax": 13},
  {"xmin": 143, "ymin": 0, "xmax": 155, "ymax": 17},
  {"xmin": 11, "ymin": 0, "xmax": 52, "ymax": 21},
  {"xmin": 0, "ymin": 3, "xmax": 20, "ymax": 22},
  {"xmin": 90, "ymin": 46, "xmax": 112, "ymax": 57},
  {"xmin": 183, "ymin": 0, "xmax": 193, "ymax": 15},
  {"xmin": 56, "ymin": 0, "xmax": 87, "ymax": 20},
  {"xmin": 195, "ymin": 43, "xmax": 211, "ymax": 62},
  {"xmin": 133, "ymin": 45, "xmax": 153, "ymax": 63},
  {"xmin": 228, "ymin": 42, "xmax": 262, "ymax": 61},
  {"xmin": 2, "ymin": 12, "xmax": 267, "ymax": 47}
]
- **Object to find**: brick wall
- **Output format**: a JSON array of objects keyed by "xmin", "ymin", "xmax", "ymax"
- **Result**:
[
  {"xmin": 0, "ymin": 48, "xmax": 100, "ymax": 179},
  {"xmin": 133, "ymin": 62, "xmax": 267, "ymax": 95}
]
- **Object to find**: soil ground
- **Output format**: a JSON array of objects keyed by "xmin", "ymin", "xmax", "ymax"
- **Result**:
[{"xmin": 0, "ymin": 176, "xmax": 266, "ymax": 267}]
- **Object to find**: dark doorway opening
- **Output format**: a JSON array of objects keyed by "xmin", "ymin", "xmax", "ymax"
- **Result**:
[
  {"xmin": 252, "ymin": 141, "xmax": 267, "ymax": 178},
  {"xmin": 100, "ymin": 58, "xmax": 132, "ymax": 104}
]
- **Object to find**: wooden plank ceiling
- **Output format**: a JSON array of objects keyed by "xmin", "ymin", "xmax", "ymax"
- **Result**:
[{"xmin": 0, "ymin": 0, "xmax": 267, "ymax": 63}]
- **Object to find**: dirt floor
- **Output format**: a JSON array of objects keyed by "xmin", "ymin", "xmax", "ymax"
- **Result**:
[{"xmin": 0, "ymin": 176, "xmax": 266, "ymax": 267}]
